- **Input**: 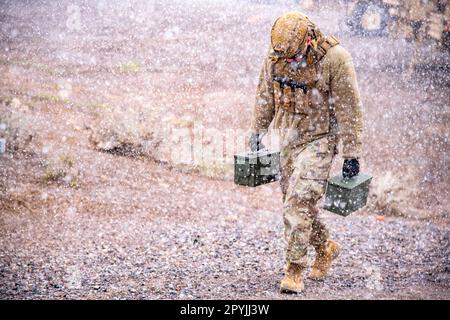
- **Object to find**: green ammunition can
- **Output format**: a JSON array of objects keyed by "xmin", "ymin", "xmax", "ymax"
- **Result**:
[
  {"xmin": 234, "ymin": 150, "xmax": 280, "ymax": 187},
  {"xmin": 323, "ymin": 173, "xmax": 372, "ymax": 216}
]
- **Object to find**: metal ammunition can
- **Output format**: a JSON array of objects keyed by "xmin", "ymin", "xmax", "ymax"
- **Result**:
[
  {"xmin": 234, "ymin": 150, "xmax": 280, "ymax": 187},
  {"xmin": 323, "ymin": 173, "xmax": 372, "ymax": 216}
]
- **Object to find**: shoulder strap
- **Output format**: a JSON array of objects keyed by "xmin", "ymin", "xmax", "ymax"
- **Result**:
[{"xmin": 316, "ymin": 35, "xmax": 340, "ymax": 60}]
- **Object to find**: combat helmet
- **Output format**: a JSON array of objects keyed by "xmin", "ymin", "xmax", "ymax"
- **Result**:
[{"xmin": 271, "ymin": 12, "xmax": 323, "ymax": 59}]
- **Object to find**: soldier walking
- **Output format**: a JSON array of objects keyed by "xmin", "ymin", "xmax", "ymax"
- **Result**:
[{"xmin": 249, "ymin": 12, "xmax": 363, "ymax": 293}]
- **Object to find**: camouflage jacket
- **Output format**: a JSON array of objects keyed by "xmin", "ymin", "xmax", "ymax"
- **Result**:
[{"xmin": 250, "ymin": 38, "xmax": 363, "ymax": 159}]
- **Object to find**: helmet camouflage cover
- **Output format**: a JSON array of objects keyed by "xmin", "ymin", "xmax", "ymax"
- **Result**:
[{"xmin": 271, "ymin": 12, "xmax": 320, "ymax": 58}]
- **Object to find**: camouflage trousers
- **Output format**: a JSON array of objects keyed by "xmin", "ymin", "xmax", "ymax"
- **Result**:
[{"xmin": 280, "ymin": 135, "xmax": 336, "ymax": 266}]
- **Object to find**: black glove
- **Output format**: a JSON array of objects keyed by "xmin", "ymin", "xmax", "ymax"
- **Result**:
[
  {"xmin": 342, "ymin": 158, "xmax": 360, "ymax": 179},
  {"xmin": 249, "ymin": 133, "xmax": 265, "ymax": 152}
]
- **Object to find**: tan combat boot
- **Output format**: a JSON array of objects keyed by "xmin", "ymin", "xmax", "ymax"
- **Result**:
[
  {"xmin": 309, "ymin": 240, "xmax": 341, "ymax": 281},
  {"xmin": 280, "ymin": 262, "xmax": 305, "ymax": 294}
]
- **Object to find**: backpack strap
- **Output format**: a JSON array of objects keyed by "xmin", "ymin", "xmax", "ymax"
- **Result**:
[{"xmin": 316, "ymin": 35, "xmax": 340, "ymax": 60}]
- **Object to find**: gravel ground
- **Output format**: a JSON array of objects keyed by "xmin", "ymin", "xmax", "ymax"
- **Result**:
[
  {"xmin": 0, "ymin": 0, "xmax": 449, "ymax": 300},
  {"xmin": 1, "ymin": 152, "xmax": 449, "ymax": 300}
]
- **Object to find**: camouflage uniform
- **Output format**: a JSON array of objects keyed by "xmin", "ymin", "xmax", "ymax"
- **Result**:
[{"xmin": 251, "ymin": 37, "xmax": 363, "ymax": 266}]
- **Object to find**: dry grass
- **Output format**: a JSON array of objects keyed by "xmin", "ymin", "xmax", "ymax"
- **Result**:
[
  {"xmin": 88, "ymin": 106, "xmax": 236, "ymax": 180},
  {"xmin": 367, "ymin": 169, "xmax": 427, "ymax": 218},
  {"xmin": 42, "ymin": 153, "xmax": 81, "ymax": 189},
  {"xmin": 0, "ymin": 191, "xmax": 36, "ymax": 214},
  {"xmin": 116, "ymin": 61, "xmax": 140, "ymax": 75},
  {"xmin": 88, "ymin": 105, "xmax": 164, "ymax": 160}
]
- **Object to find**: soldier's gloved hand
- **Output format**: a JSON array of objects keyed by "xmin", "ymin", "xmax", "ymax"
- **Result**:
[
  {"xmin": 249, "ymin": 133, "xmax": 265, "ymax": 152},
  {"xmin": 342, "ymin": 158, "xmax": 360, "ymax": 178}
]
